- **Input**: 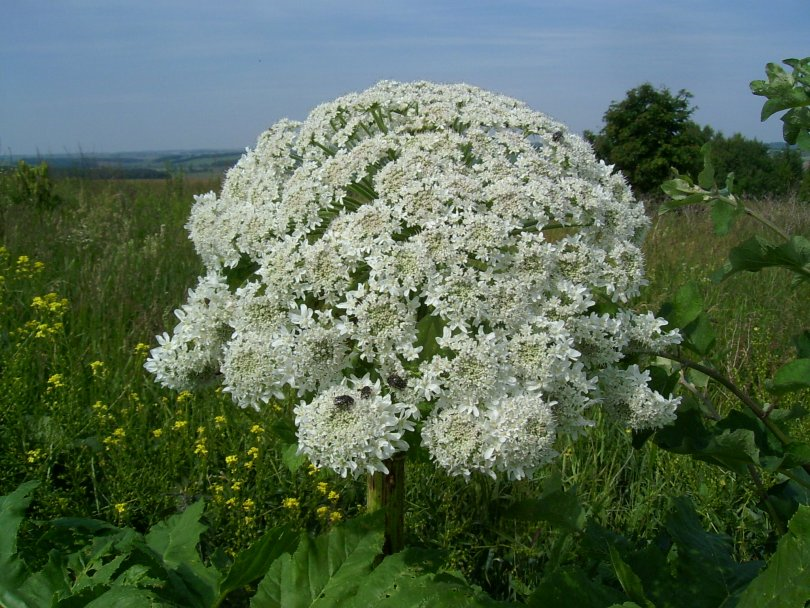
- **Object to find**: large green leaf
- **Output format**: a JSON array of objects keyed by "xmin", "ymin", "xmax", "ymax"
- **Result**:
[
  {"xmin": 145, "ymin": 500, "xmax": 207, "ymax": 569},
  {"xmin": 252, "ymin": 514, "xmax": 384, "ymax": 608},
  {"xmin": 653, "ymin": 404, "xmax": 766, "ymax": 474},
  {"xmin": 607, "ymin": 546, "xmax": 653, "ymax": 608},
  {"xmin": 736, "ymin": 506, "xmax": 810, "ymax": 607},
  {"xmin": 713, "ymin": 235, "xmax": 810, "ymax": 283},
  {"xmin": 658, "ymin": 282, "xmax": 703, "ymax": 329},
  {"xmin": 622, "ymin": 498, "xmax": 762, "ymax": 608},
  {"xmin": 344, "ymin": 548, "xmax": 509, "ymax": 607},
  {"xmin": 527, "ymin": 567, "xmax": 626, "ymax": 607},
  {"xmin": 144, "ymin": 499, "xmax": 218, "ymax": 607},
  {"xmin": 253, "ymin": 514, "xmax": 511, "ymax": 608},
  {"xmin": 768, "ymin": 358, "xmax": 810, "ymax": 394},
  {"xmin": 217, "ymin": 524, "xmax": 299, "ymax": 603},
  {"xmin": 0, "ymin": 481, "xmax": 41, "ymax": 608}
]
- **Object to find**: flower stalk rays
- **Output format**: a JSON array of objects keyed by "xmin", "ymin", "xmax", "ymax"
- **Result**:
[{"xmin": 146, "ymin": 81, "xmax": 680, "ymax": 484}]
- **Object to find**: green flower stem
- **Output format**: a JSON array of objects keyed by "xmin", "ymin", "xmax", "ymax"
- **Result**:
[
  {"xmin": 367, "ymin": 453, "xmax": 406, "ymax": 554},
  {"xmin": 664, "ymin": 354, "xmax": 792, "ymax": 444},
  {"xmin": 743, "ymin": 204, "xmax": 791, "ymax": 242},
  {"xmin": 747, "ymin": 464, "xmax": 787, "ymax": 536}
]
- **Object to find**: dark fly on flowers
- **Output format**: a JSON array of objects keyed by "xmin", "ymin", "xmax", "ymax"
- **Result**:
[
  {"xmin": 360, "ymin": 386, "xmax": 373, "ymax": 399},
  {"xmin": 333, "ymin": 394, "xmax": 355, "ymax": 411},
  {"xmin": 387, "ymin": 373, "xmax": 407, "ymax": 390}
]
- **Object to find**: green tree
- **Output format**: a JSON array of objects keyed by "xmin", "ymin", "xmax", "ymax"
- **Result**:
[
  {"xmin": 707, "ymin": 131, "xmax": 803, "ymax": 196},
  {"xmin": 585, "ymin": 83, "xmax": 706, "ymax": 194}
]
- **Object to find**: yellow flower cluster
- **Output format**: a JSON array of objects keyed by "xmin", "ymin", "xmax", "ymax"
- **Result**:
[
  {"xmin": 31, "ymin": 292, "xmax": 69, "ymax": 315},
  {"xmin": 193, "ymin": 426, "xmax": 208, "ymax": 457},
  {"xmin": 14, "ymin": 255, "xmax": 45, "ymax": 279},
  {"xmin": 46, "ymin": 373, "xmax": 65, "ymax": 392},
  {"xmin": 26, "ymin": 448, "xmax": 43, "ymax": 464},
  {"xmin": 11, "ymin": 291, "xmax": 69, "ymax": 342},
  {"xmin": 89, "ymin": 360, "xmax": 106, "ymax": 378},
  {"xmin": 103, "ymin": 427, "xmax": 127, "ymax": 449}
]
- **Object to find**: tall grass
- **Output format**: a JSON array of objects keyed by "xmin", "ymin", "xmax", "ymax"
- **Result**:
[{"xmin": 1, "ymin": 176, "xmax": 807, "ymax": 599}]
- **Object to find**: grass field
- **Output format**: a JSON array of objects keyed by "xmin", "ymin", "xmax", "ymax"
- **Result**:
[{"xmin": 1, "ymin": 173, "xmax": 808, "ymax": 600}]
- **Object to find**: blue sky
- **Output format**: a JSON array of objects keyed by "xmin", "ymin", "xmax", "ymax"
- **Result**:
[{"xmin": 1, "ymin": 1, "xmax": 807, "ymax": 155}]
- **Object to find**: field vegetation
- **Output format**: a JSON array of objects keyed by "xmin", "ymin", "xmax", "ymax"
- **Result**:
[{"xmin": 0, "ymin": 168, "xmax": 808, "ymax": 603}]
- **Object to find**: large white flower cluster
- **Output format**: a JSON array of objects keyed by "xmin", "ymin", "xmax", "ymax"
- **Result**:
[{"xmin": 146, "ymin": 81, "xmax": 681, "ymax": 480}]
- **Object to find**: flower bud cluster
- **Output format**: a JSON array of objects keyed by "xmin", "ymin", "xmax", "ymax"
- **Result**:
[{"xmin": 147, "ymin": 81, "xmax": 680, "ymax": 479}]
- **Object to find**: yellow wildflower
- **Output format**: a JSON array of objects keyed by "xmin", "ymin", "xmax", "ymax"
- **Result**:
[
  {"xmin": 214, "ymin": 415, "xmax": 226, "ymax": 426},
  {"xmin": 112, "ymin": 427, "xmax": 126, "ymax": 439},
  {"xmin": 225, "ymin": 454, "xmax": 239, "ymax": 467},
  {"xmin": 282, "ymin": 497, "xmax": 300, "ymax": 510},
  {"xmin": 249, "ymin": 424, "xmax": 265, "ymax": 435},
  {"xmin": 316, "ymin": 506, "xmax": 329, "ymax": 519},
  {"xmin": 114, "ymin": 503, "xmax": 127, "ymax": 514},
  {"xmin": 329, "ymin": 511, "xmax": 343, "ymax": 523},
  {"xmin": 26, "ymin": 449, "xmax": 43, "ymax": 464},
  {"xmin": 328, "ymin": 490, "xmax": 340, "ymax": 503},
  {"xmin": 172, "ymin": 420, "xmax": 188, "ymax": 431},
  {"xmin": 152, "ymin": 428, "xmax": 163, "ymax": 438},
  {"xmin": 243, "ymin": 498, "xmax": 255, "ymax": 512},
  {"xmin": 176, "ymin": 390, "xmax": 193, "ymax": 404},
  {"xmin": 133, "ymin": 342, "xmax": 150, "ymax": 357},
  {"xmin": 46, "ymin": 374, "xmax": 64, "ymax": 392},
  {"xmin": 317, "ymin": 482, "xmax": 329, "ymax": 495},
  {"xmin": 246, "ymin": 446, "xmax": 259, "ymax": 459},
  {"xmin": 225, "ymin": 497, "xmax": 237, "ymax": 508},
  {"xmin": 194, "ymin": 438, "xmax": 208, "ymax": 457},
  {"xmin": 89, "ymin": 360, "xmax": 105, "ymax": 377},
  {"xmin": 231, "ymin": 481, "xmax": 242, "ymax": 492}
]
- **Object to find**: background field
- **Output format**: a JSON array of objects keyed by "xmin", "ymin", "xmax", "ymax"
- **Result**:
[{"xmin": 0, "ymin": 173, "xmax": 808, "ymax": 600}]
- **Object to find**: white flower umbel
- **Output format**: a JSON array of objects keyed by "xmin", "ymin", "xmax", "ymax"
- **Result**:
[
  {"xmin": 147, "ymin": 80, "xmax": 679, "ymax": 480},
  {"xmin": 294, "ymin": 384, "xmax": 416, "ymax": 478}
]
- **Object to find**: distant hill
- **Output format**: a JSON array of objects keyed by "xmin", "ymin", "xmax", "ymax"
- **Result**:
[{"xmin": 0, "ymin": 150, "xmax": 244, "ymax": 179}]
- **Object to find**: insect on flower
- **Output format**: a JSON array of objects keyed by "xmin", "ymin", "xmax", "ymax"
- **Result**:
[
  {"xmin": 387, "ymin": 373, "xmax": 407, "ymax": 390},
  {"xmin": 359, "ymin": 386, "xmax": 373, "ymax": 399},
  {"xmin": 333, "ymin": 394, "xmax": 355, "ymax": 410}
]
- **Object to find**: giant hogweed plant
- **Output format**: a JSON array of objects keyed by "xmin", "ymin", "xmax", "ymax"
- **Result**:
[{"xmin": 143, "ymin": 81, "xmax": 681, "ymax": 547}]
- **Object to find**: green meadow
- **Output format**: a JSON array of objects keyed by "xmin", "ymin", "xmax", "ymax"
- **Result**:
[{"xmin": 1, "ymin": 173, "xmax": 808, "ymax": 601}]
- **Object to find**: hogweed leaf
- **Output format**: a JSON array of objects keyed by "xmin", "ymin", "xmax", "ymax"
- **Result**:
[
  {"xmin": 608, "ymin": 546, "xmax": 654, "ymax": 608},
  {"xmin": 145, "ymin": 499, "xmax": 206, "ymax": 569},
  {"xmin": 252, "ymin": 513, "xmax": 384, "ymax": 608},
  {"xmin": 659, "ymin": 281, "xmax": 703, "ymax": 330},
  {"xmin": 144, "ymin": 499, "xmax": 218, "ymax": 607},
  {"xmin": 768, "ymin": 358, "xmax": 810, "ymax": 394},
  {"xmin": 736, "ymin": 506, "xmax": 810, "ymax": 607},
  {"xmin": 344, "ymin": 547, "xmax": 511, "ymax": 607},
  {"xmin": 527, "ymin": 567, "xmax": 627, "ymax": 607},
  {"xmin": 0, "ymin": 481, "xmax": 39, "ymax": 607},
  {"xmin": 217, "ymin": 524, "xmax": 299, "ymax": 603}
]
